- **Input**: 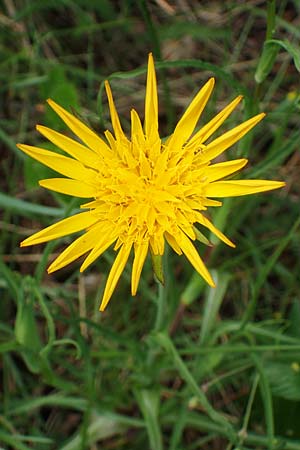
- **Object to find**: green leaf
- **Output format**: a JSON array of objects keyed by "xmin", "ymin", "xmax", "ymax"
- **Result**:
[
  {"xmin": 268, "ymin": 38, "xmax": 300, "ymax": 72},
  {"xmin": 155, "ymin": 332, "xmax": 235, "ymax": 439},
  {"xmin": 0, "ymin": 430, "xmax": 34, "ymax": 450},
  {"xmin": 251, "ymin": 354, "xmax": 274, "ymax": 448},
  {"xmin": 7, "ymin": 394, "xmax": 87, "ymax": 416},
  {"xmin": 255, "ymin": 38, "xmax": 300, "ymax": 84},
  {"xmin": 14, "ymin": 277, "xmax": 42, "ymax": 373},
  {"xmin": 264, "ymin": 360, "xmax": 300, "ymax": 401},
  {"xmin": 199, "ymin": 271, "xmax": 230, "ymax": 345},
  {"xmin": 15, "ymin": 278, "xmax": 42, "ymax": 352},
  {"xmin": 59, "ymin": 412, "xmax": 125, "ymax": 450},
  {"xmin": 135, "ymin": 388, "xmax": 163, "ymax": 450},
  {"xmin": 0, "ymin": 191, "xmax": 64, "ymax": 217},
  {"xmin": 255, "ymin": 40, "xmax": 279, "ymax": 84},
  {"xmin": 180, "ymin": 271, "xmax": 206, "ymax": 306}
]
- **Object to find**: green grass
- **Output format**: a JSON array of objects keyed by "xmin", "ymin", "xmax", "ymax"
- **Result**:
[{"xmin": 1, "ymin": 1, "xmax": 300, "ymax": 449}]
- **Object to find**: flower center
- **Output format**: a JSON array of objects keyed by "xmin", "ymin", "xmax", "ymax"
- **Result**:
[{"xmin": 88, "ymin": 137, "xmax": 208, "ymax": 248}]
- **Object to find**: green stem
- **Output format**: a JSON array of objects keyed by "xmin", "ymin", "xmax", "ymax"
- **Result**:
[
  {"xmin": 154, "ymin": 282, "xmax": 165, "ymax": 332},
  {"xmin": 266, "ymin": 0, "xmax": 276, "ymax": 40},
  {"xmin": 154, "ymin": 247, "xmax": 169, "ymax": 332},
  {"xmin": 237, "ymin": 373, "xmax": 260, "ymax": 448}
]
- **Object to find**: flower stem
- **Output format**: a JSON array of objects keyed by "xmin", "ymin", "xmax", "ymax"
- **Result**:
[
  {"xmin": 154, "ymin": 247, "xmax": 169, "ymax": 332},
  {"xmin": 266, "ymin": 0, "xmax": 276, "ymax": 40},
  {"xmin": 154, "ymin": 282, "xmax": 166, "ymax": 332}
]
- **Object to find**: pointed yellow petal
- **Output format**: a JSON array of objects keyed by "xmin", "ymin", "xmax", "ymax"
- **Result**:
[
  {"xmin": 200, "ymin": 113, "xmax": 265, "ymax": 163},
  {"xmin": 205, "ymin": 159, "xmax": 248, "ymax": 182},
  {"xmin": 104, "ymin": 130, "xmax": 117, "ymax": 151},
  {"xmin": 205, "ymin": 180, "xmax": 285, "ymax": 197},
  {"xmin": 202, "ymin": 198, "xmax": 222, "ymax": 207},
  {"xmin": 100, "ymin": 242, "xmax": 133, "ymax": 311},
  {"xmin": 131, "ymin": 109, "xmax": 145, "ymax": 144},
  {"xmin": 131, "ymin": 240, "xmax": 149, "ymax": 295},
  {"xmin": 177, "ymin": 231, "xmax": 215, "ymax": 287},
  {"xmin": 165, "ymin": 232, "xmax": 183, "ymax": 255},
  {"xmin": 176, "ymin": 210, "xmax": 197, "ymax": 240},
  {"xmin": 36, "ymin": 125, "xmax": 100, "ymax": 168},
  {"xmin": 46, "ymin": 99, "xmax": 112, "ymax": 158},
  {"xmin": 168, "ymin": 78, "xmax": 215, "ymax": 152},
  {"xmin": 196, "ymin": 213, "xmax": 235, "ymax": 247},
  {"xmin": 150, "ymin": 233, "xmax": 165, "ymax": 255},
  {"xmin": 144, "ymin": 53, "xmax": 159, "ymax": 142},
  {"xmin": 138, "ymin": 150, "xmax": 152, "ymax": 179},
  {"xmin": 153, "ymin": 146, "xmax": 170, "ymax": 178},
  {"xmin": 105, "ymin": 81, "xmax": 127, "ymax": 142},
  {"xmin": 17, "ymin": 144, "xmax": 96, "ymax": 182},
  {"xmin": 47, "ymin": 224, "xmax": 104, "ymax": 273},
  {"xmin": 39, "ymin": 178, "xmax": 97, "ymax": 198},
  {"xmin": 20, "ymin": 211, "xmax": 98, "ymax": 247},
  {"xmin": 80, "ymin": 229, "xmax": 118, "ymax": 272},
  {"xmin": 187, "ymin": 95, "xmax": 243, "ymax": 149}
]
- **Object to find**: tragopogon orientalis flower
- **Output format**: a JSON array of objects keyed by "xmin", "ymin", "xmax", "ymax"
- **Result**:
[{"xmin": 18, "ymin": 54, "xmax": 285, "ymax": 310}]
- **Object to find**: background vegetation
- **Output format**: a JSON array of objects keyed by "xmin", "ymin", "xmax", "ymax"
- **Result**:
[{"xmin": 1, "ymin": 0, "xmax": 300, "ymax": 449}]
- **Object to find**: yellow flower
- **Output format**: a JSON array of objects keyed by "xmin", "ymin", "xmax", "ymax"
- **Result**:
[{"xmin": 18, "ymin": 54, "xmax": 285, "ymax": 311}]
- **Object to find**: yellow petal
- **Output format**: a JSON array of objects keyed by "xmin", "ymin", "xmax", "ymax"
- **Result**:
[
  {"xmin": 39, "ymin": 178, "xmax": 97, "ymax": 198},
  {"xmin": 176, "ymin": 210, "xmax": 197, "ymax": 240},
  {"xmin": 205, "ymin": 180, "xmax": 285, "ymax": 197},
  {"xmin": 187, "ymin": 95, "xmax": 243, "ymax": 150},
  {"xmin": 131, "ymin": 240, "xmax": 149, "ymax": 295},
  {"xmin": 104, "ymin": 130, "xmax": 118, "ymax": 155},
  {"xmin": 138, "ymin": 150, "xmax": 152, "ymax": 179},
  {"xmin": 165, "ymin": 232, "xmax": 183, "ymax": 255},
  {"xmin": 20, "ymin": 211, "xmax": 98, "ymax": 247},
  {"xmin": 46, "ymin": 99, "xmax": 112, "ymax": 158},
  {"xmin": 17, "ymin": 144, "xmax": 96, "ymax": 182},
  {"xmin": 150, "ymin": 233, "xmax": 165, "ymax": 255},
  {"xmin": 168, "ymin": 78, "xmax": 215, "ymax": 152},
  {"xmin": 205, "ymin": 159, "xmax": 248, "ymax": 182},
  {"xmin": 100, "ymin": 242, "xmax": 133, "ymax": 311},
  {"xmin": 144, "ymin": 53, "xmax": 159, "ymax": 143},
  {"xmin": 80, "ymin": 229, "xmax": 118, "ymax": 272},
  {"xmin": 105, "ymin": 81, "xmax": 127, "ymax": 142},
  {"xmin": 131, "ymin": 109, "xmax": 145, "ymax": 145},
  {"xmin": 153, "ymin": 146, "xmax": 170, "ymax": 178},
  {"xmin": 200, "ymin": 113, "xmax": 265, "ymax": 163},
  {"xmin": 196, "ymin": 213, "xmax": 235, "ymax": 247},
  {"xmin": 202, "ymin": 198, "xmax": 222, "ymax": 207},
  {"xmin": 36, "ymin": 125, "xmax": 100, "ymax": 168},
  {"xmin": 47, "ymin": 224, "xmax": 104, "ymax": 273},
  {"xmin": 177, "ymin": 231, "xmax": 215, "ymax": 287}
]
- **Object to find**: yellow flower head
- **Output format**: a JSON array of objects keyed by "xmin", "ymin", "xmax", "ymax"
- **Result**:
[{"xmin": 18, "ymin": 54, "xmax": 284, "ymax": 311}]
